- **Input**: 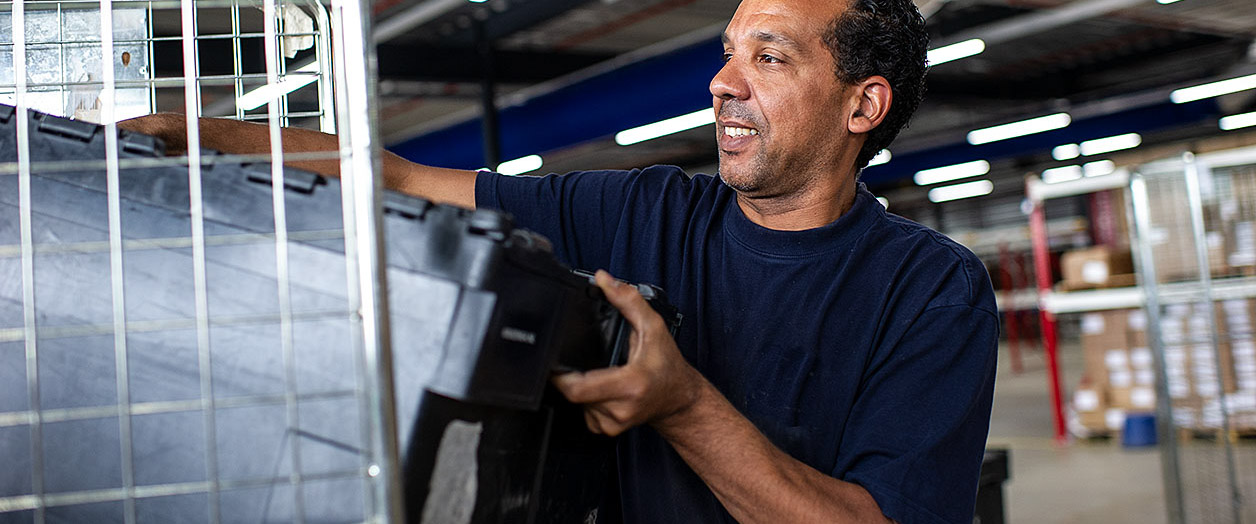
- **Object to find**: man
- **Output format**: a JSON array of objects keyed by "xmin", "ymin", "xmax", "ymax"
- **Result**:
[{"xmin": 124, "ymin": 0, "xmax": 998, "ymax": 522}]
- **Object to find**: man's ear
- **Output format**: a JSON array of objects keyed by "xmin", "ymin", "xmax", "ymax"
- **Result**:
[{"xmin": 849, "ymin": 75, "xmax": 892, "ymax": 135}]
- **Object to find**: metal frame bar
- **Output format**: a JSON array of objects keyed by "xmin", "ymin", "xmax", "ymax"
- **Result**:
[
  {"xmin": 98, "ymin": 2, "xmax": 141, "ymax": 523},
  {"xmin": 1129, "ymin": 171, "xmax": 1187, "ymax": 524},
  {"xmin": 176, "ymin": 2, "xmax": 223, "ymax": 523},
  {"xmin": 330, "ymin": 0, "xmax": 404, "ymax": 519},
  {"xmin": 13, "ymin": 3, "xmax": 50, "ymax": 522},
  {"xmin": 1182, "ymin": 153, "xmax": 1243, "ymax": 524},
  {"xmin": 261, "ymin": 1, "xmax": 307, "ymax": 521}
]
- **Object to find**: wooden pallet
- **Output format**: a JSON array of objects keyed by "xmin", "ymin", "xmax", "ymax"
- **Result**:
[{"xmin": 1176, "ymin": 426, "xmax": 1256, "ymax": 443}]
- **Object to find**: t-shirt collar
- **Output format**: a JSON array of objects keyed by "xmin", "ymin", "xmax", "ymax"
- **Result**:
[{"xmin": 724, "ymin": 182, "xmax": 882, "ymax": 258}]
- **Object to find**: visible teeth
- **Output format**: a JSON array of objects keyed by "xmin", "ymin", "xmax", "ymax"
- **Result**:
[{"xmin": 724, "ymin": 126, "xmax": 759, "ymax": 137}]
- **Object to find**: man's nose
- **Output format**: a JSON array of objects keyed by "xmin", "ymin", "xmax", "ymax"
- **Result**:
[{"xmin": 709, "ymin": 60, "xmax": 749, "ymax": 101}]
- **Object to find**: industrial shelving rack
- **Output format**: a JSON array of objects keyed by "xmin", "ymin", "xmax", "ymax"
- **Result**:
[
  {"xmin": 1025, "ymin": 168, "xmax": 1134, "ymax": 444},
  {"xmin": 1027, "ymin": 145, "xmax": 1256, "ymax": 524}
]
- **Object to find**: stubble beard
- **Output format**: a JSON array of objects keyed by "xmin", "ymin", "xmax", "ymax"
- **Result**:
[
  {"xmin": 718, "ymin": 150, "xmax": 770, "ymax": 194},
  {"xmin": 716, "ymin": 100, "xmax": 775, "ymax": 193}
]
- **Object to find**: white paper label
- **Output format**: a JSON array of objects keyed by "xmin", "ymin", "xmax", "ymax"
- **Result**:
[
  {"xmin": 1232, "ymin": 339, "xmax": 1256, "ymax": 354},
  {"xmin": 1136, "ymin": 369, "xmax": 1156, "ymax": 386},
  {"xmin": 1128, "ymin": 310, "xmax": 1147, "ymax": 331},
  {"xmin": 1081, "ymin": 260, "xmax": 1110, "ymax": 283},
  {"xmin": 1106, "ymin": 350, "xmax": 1130, "ymax": 370},
  {"xmin": 1106, "ymin": 408, "xmax": 1126, "ymax": 430},
  {"xmin": 1189, "ymin": 316, "xmax": 1209, "ymax": 333},
  {"xmin": 1130, "ymin": 347, "xmax": 1153, "ymax": 368},
  {"xmin": 1110, "ymin": 371, "xmax": 1133, "ymax": 388},
  {"xmin": 1196, "ymin": 382, "xmax": 1221, "ymax": 397},
  {"xmin": 1082, "ymin": 313, "xmax": 1105, "ymax": 335},
  {"xmin": 1074, "ymin": 389, "xmax": 1101, "ymax": 412},
  {"xmin": 1207, "ymin": 231, "xmax": 1224, "ymax": 249},
  {"xmin": 1131, "ymin": 387, "xmax": 1156, "ymax": 409},
  {"xmin": 1192, "ymin": 346, "xmax": 1217, "ymax": 363}
]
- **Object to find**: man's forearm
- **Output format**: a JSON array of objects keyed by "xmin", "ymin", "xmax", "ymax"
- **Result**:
[
  {"xmin": 118, "ymin": 113, "xmax": 478, "ymax": 207},
  {"xmin": 655, "ymin": 379, "xmax": 892, "ymax": 524}
]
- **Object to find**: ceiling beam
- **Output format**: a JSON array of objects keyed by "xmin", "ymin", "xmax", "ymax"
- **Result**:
[
  {"xmin": 377, "ymin": 45, "xmax": 613, "ymax": 84},
  {"xmin": 933, "ymin": 0, "xmax": 1149, "ymax": 47},
  {"xmin": 373, "ymin": 0, "xmax": 465, "ymax": 43}
]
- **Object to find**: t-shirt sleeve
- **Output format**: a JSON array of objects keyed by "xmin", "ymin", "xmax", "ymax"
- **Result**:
[
  {"xmin": 474, "ymin": 166, "xmax": 692, "ymax": 272},
  {"xmin": 474, "ymin": 168, "xmax": 636, "ymax": 271},
  {"xmin": 839, "ymin": 300, "xmax": 999, "ymax": 524}
]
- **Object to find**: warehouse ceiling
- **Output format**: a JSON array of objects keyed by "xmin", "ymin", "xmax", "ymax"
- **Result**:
[{"xmin": 155, "ymin": 0, "xmax": 1256, "ymax": 194}]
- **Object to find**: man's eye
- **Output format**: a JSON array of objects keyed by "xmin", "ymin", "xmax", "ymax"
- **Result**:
[
  {"xmin": 759, "ymin": 54, "xmax": 781, "ymax": 64},
  {"xmin": 722, "ymin": 52, "xmax": 733, "ymax": 62}
]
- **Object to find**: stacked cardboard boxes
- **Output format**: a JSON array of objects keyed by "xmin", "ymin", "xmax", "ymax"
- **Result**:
[
  {"xmin": 1076, "ymin": 309, "xmax": 1156, "ymax": 433},
  {"xmin": 1074, "ymin": 303, "xmax": 1256, "ymax": 434}
]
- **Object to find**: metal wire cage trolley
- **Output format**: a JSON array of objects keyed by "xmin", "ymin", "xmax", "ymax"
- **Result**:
[{"xmin": 0, "ymin": 0, "xmax": 404, "ymax": 521}]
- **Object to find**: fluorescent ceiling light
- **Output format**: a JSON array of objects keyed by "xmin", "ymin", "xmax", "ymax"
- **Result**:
[
  {"xmin": 497, "ymin": 155, "xmax": 543, "ymax": 176},
  {"xmin": 967, "ymin": 113, "xmax": 1071, "ymax": 145},
  {"xmin": 913, "ymin": 160, "xmax": 990, "ymax": 186},
  {"xmin": 237, "ymin": 62, "xmax": 319, "ymax": 111},
  {"xmin": 615, "ymin": 108, "xmax": 715, "ymax": 146},
  {"xmin": 868, "ymin": 149, "xmax": 892, "ymax": 167},
  {"xmin": 1220, "ymin": 111, "xmax": 1256, "ymax": 131},
  {"xmin": 1052, "ymin": 144, "xmax": 1081, "ymax": 161},
  {"xmin": 1156, "ymin": 0, "xmax": 1183, "ymax": 4},
  {"xmin": 1083, "ymin": 160, "xmax": 1116, "ymax": 177},
  {"xmin": 928, "ymin": 180, "xmax": 993, "ymax": 203},
  {"xmin": 1079, "ymin": 133, "xmax": 1141, "ymax": 156},
  {"xmin": 876, "ymin": 196, "xmax": 889, "ymax": 209},
  {"xmin": 1042, "ymin": 165, "xmax": 1083, "ymax": 184},
  {"xmin": 927, "ymin": 39, "xmax": 985, "ymax": 67},
  {"xmin": 1170, "ymin": 74, "xmax": 1256, "ymax": 104}
]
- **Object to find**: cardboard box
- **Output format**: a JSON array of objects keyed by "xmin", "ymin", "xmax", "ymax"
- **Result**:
[
  {"xmin": 1060, "ymin": 246, "xmax": 1134, "ymax": 289},
  {"xmin": 1081, "ymin": 310, "xmax": 1130, "ymax": 386},
  {"xmin": 1112, "ymin": 386, "xmax": 1156, "ymax": 411},
  {"xmin": 1074, "ymin": 386, "xmax": 1109, "ymax": 432}
]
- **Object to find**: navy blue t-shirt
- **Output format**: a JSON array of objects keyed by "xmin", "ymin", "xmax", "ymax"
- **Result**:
[{"xmin": 475, "ymin": 165, "xmax": 998, "ymax": 524}]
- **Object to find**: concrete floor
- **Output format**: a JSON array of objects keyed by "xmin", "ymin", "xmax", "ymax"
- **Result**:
[{"xmin": 988, "ymin": 341, "xmax": 1168, "ymax": 524}]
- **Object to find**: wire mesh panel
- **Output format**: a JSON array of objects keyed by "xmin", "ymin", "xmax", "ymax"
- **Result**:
[
  {"xmin": 0, "ymin": 0, "xmax": 400, "ymax": 522},
  {"xmin": 1130, "ymin": 148, "xmax": 1256, "ymax": 524}
]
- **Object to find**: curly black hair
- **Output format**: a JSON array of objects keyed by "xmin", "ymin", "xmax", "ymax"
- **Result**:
[{"xmin": 822, "ymin": 0, "xmax": 929, "ymax": 170}]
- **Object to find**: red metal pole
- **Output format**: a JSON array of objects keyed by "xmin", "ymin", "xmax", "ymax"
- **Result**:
[
  {"xmin": 999, "ymin": 243, "xmax": 1024, "ymax": 374},
  {"xmin": 1016, "ymin": 251, "xmax": 1040, "ymax": 352},
  {"xmin": 1029, "ymin": 199, "xmax": 1068, "ymax": 444}
]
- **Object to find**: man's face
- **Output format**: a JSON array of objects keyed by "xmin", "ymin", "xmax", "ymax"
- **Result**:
[{"xmin": 711, "ymin": 0, "xmax": 855, "ymax": 197}]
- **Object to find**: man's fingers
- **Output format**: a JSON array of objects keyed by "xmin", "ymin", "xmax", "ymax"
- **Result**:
[
  {"xmin": 594, "ymin": 270, "xmax": 659, "ymax": 333},
  {"xmin": 552, "ymin": 367, "xmax": 633, "ymax": 404}
]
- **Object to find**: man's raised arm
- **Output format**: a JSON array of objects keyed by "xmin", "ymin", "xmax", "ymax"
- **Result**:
[{"xmin": 118, "ymin": 113, "xmax": 478, "ymax": 208}]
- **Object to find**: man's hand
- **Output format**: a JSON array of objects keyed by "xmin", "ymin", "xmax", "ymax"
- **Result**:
[
  {"xmin": 554, "ymin": 273, "xmax": 891, "ymax": 524},
  {"xmin": 552, "ymin": 270, "xmax": 703, "ymax": 436}
]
